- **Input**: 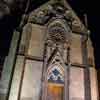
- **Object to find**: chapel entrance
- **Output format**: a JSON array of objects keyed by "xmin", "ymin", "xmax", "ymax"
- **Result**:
[{"xmin": 47, "ymin": 83, "xmax": 64, "ymax": 100}]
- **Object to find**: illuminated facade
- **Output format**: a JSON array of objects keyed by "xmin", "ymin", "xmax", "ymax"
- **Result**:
[{"xmin": 0, "ymin": 0, "xmax": 99, "ymax": 100}]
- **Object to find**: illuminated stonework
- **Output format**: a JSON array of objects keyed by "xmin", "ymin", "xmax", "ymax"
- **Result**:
[
  {"xmin": 47, "ymin": 18, "xmax": 71, "ymax": 43},
  {"xmin": 0, "ymin": 0, "xmax": 99, "ymax": 100}
]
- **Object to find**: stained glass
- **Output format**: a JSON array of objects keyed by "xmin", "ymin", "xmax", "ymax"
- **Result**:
[
  {"xmin": 47, "ymin": 64, "xmax": 64, "ymax": 100},
  {"xmin": 47, "ymin": 64, "xmax": 64, "ymax": 84}
]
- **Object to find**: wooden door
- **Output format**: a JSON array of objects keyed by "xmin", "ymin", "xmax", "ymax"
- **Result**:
[{"xmin": 47, "ymin": 83, "xmax": 64, "ymax": 100}]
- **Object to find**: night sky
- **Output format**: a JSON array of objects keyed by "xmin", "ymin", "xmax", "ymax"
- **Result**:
[
  {"xmin": 0, "ymin": 0, "xmax": 100, "ymax": 68},
  {"xmin": 68, "ymin": 0, "xmax": 100, "ymax": 69}
]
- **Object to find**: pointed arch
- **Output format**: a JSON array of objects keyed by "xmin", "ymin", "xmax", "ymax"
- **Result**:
[{"xmin": 47, "ymin": 63, "xmax": 64, "ymax": 84}]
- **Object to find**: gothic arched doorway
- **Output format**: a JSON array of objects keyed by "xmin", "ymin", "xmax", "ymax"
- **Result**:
[{"xmin": 46, "ymin": 64, "xmax": 64, "ymax": 100}]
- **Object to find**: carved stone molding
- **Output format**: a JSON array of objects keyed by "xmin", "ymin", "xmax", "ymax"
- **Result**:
[
  {"xmin": 47, "ymin": 18, "xmax": 71, "ymax": 45},
  {"xmin": 28, "ymin": 0, "xmax": 88, "ymax": 34},
  {"xmin": 28, "ymin": 2, "xmax": 67, "ymax": 25}
]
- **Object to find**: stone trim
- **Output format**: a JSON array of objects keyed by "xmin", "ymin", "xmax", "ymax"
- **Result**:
[
  {"xmin": 0, "ymin": 31, "xmax": 20, "ymax": 100},
  {"xmin": 81, "ymin": 35, "xmax": 91, "ymax": 100}
]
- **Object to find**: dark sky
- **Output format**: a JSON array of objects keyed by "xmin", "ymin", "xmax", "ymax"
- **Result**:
[
  {"xmin": 68, "ymin": 0, "xmax": 100, "ymax": 68},
  {"xmin": 0, "ymin": 0, "xmax": 100, "ymax": 68}
]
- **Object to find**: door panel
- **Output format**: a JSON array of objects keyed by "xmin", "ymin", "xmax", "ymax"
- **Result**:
[{"xmin": 47, "ymin": 83, "xmax": 64, "ymax": 100}]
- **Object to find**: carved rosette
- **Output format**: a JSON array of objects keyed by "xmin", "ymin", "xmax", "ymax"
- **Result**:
[{"xmin": 47, "ymin": 18, "xmax": 71, "ymax": 45}]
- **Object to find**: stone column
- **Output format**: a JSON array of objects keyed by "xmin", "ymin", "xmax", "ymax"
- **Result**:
[
  {"xmin": 81, "ymin": 35, "xmax": 91, "ymax": 100},
  {"xmin": 0, "ymin": 31, "xmax": 20, "ymax": 100}
]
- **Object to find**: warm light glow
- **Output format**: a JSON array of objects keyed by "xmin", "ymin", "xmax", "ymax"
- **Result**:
[{"xmin": 47, "ymin": 83, "xmax": 64, "ymax": 100}]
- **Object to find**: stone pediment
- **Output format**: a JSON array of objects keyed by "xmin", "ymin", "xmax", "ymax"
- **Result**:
[
  {"xmin": 28, "ymin": 0, "xmax": 89, "ymax": 34},
  {"xmin": 47, "ymin": 47, "xmax": 65, "ymax": 67}
]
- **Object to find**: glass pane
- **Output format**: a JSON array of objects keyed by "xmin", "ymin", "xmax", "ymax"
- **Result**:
[
  {"xmin": 47, "ymin": 65, "xmax": 64, "ymax": 84},
  {"xmin": 47, "ymin": 64, "xmax": 64, "ymax": 100}
]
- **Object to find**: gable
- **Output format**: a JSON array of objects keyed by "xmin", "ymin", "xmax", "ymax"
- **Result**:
[{"xmin": 28, "ymin": 0, "xmax": 89, "ymax": 34}]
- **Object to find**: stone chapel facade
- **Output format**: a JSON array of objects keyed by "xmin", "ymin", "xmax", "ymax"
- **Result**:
[{"xmin": 0, "ymin": 0, "xmax": 99, "ymax": 100}]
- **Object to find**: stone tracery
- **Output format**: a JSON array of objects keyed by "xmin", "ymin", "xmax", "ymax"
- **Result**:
[{"xmin": 47, "ymin": 18, "xmax": 71, "ymax": 45}]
